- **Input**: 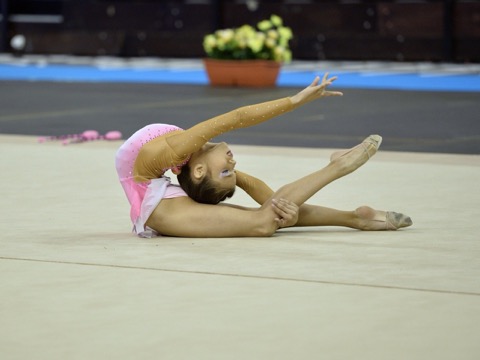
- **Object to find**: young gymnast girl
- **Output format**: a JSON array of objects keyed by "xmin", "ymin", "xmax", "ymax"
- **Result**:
[{"xmin": 115, "ymin": 74, "xmax": 412, "ymax": 237}]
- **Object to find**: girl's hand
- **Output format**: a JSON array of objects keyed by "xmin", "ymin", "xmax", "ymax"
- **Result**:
[
  {"xmin": 290, "ymin": 73, "xmax": 343, "ymax": 106},
  {"xmin": 271, "ymin": 198, "xmax": 299, "ymax": 228}
]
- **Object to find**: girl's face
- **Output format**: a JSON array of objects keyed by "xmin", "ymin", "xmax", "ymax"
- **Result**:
[{"xmin": 194, "ymin": 142, "xmax": 237, "ymax": 190}]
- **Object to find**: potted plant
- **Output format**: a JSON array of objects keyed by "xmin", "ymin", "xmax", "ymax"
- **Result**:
[{"xmin": 203, "ymin": 15, "xmax": 293, "ymax": 87}]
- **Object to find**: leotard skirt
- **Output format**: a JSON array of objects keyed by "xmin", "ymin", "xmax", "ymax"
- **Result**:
[{"xmin": 115, "ymin": 124, "xmax": 188, "ymax": 237}]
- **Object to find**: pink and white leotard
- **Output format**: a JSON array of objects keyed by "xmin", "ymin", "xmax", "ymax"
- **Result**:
[{"xmin": 115, "ymin": 124, "xmax": 189, "ymax": 237}]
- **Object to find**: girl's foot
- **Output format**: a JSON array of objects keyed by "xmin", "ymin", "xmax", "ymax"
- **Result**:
[
  {"xmin": 330, "ymin": 135, "xmax": 382, "ymax": 175},
  {"xmin": 355, "ymin": 206, "xmax": 413, "ymax": 231}
]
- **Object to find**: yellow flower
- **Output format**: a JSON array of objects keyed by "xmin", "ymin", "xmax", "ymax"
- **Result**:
[
  {"xmin": 247, "ymin": 34, "xmax": 264, "ymax": 53},
  {"xmin": 257, "ymin": 20, "xmax": 272, "ymax": 31},
  {"xmin": 267, "ymin": 29, "xmax": 279, "ymax": 40},
  {"xmin": 203, "ymin": 34, "xmax": 217, "ymax": 53},
  {"xmin": 216, "ymin": 36, "xmax": 229, "ymax": 51},
  {"xmin": 278, "ymin": 26, "xmax": 293, "ymax": 41},
  {"xmin": 237, "ymin": 24, "xmax": 256, "ymax": 37},
  {"xmin": 273, "ymin": 46, "xmax": 285, "ymax": 61},
  {"xmin": 242, "ymin": 40, "xmax": 250, "ymax": 49},
  {"xmin": 203, "ymin": 15, "xmax": 292, "ymax": 62},
  {"xmin": 265, "ymin": 38, "xmax": 276, "ymax": 49},
  {"xmin": 270, "ymin": 14, "xmax": 283, "ymax": 27},
  {"xmin": 216, "ymin": 29, "xmax": 234, "ymax": 42}
]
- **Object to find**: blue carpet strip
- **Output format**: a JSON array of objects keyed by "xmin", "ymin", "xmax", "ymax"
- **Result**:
[{"xmin": 1, "ymin": 63, "xmax": 479, "ymax": 92}]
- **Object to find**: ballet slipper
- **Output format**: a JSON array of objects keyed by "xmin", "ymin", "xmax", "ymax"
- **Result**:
[
  {"xmin": 384, "ymin": 211, "xmax": 413, "ymax": 230},
  {"xmin": 355, "ymin": 206, "xmax": 413, "ymax": 231},
  {"xmin": 330, "ymin": 134, "xmax": 382, "ymax": 162},
  {"xmin": 330, "ymin": 135, "xmax": 382, "ymax": 175}
]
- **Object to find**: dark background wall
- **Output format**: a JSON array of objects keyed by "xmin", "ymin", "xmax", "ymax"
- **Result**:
[{"xmin": 1, "ymin": 0, "xmax": 479, "ymax": 62}]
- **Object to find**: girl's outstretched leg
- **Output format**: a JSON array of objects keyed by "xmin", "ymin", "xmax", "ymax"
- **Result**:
[
  {"xmin": 267, "ymin": 135, "xmax": 382, "ymax": 207},
  {"xmin": 296, "ymin": 204, "xmax": 412, "ymax": 230}
]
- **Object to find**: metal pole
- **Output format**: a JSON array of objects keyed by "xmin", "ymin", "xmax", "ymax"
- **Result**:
[
  {"xmin": 211, "ymin": 0, "xmax": 222, "ymax": 31},
  {"xmin": 442, "ymin": 0, "xmax": 454, "ymax": 62},
  {"xmin": 0, "ymin": 0, "xmax": 8, "ymax": 53}
]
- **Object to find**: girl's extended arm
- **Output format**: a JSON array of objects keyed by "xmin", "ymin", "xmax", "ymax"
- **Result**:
[
  {"xmin": 134, "ymin": 97, "xmax": 294, "ymax": 181},
  {"xmin": 134, "ymin": 74, "xmax": 342, "ymax": 181},
  {"xmin": 164, "ymin": 97, "xmax": 294, "ymax": 159},
  {"xmin": 165, "ymin": 73, "xmax": 342, "ymax": 160}
]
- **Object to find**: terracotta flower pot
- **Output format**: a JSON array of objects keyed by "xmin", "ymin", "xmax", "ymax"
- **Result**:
[{"xmin": 203, "ymin": 58, "xmax": 281, "ymax": 88}]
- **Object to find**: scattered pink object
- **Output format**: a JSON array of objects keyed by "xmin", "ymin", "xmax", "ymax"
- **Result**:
[
  {"xmin": 81, "ymin": 130, "xmax": 99, "ymax": 140},
  {"xmin": 104, "ymin": 130, "xmax": 122, "ymax": 140},
  {"xmin": 38, "ymin": 130, "xmax": 123, "ymax": 145}
]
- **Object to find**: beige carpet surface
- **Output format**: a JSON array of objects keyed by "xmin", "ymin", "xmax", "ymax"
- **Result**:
[{"xmin": 1, "ymin": 134, "xmax": 479, "ymax": 360}]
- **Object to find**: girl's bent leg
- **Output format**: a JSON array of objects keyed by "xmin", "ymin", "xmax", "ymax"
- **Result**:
[{"xmin": 265, "ymin": 135, "xmax": 381, "ymax": 207}]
